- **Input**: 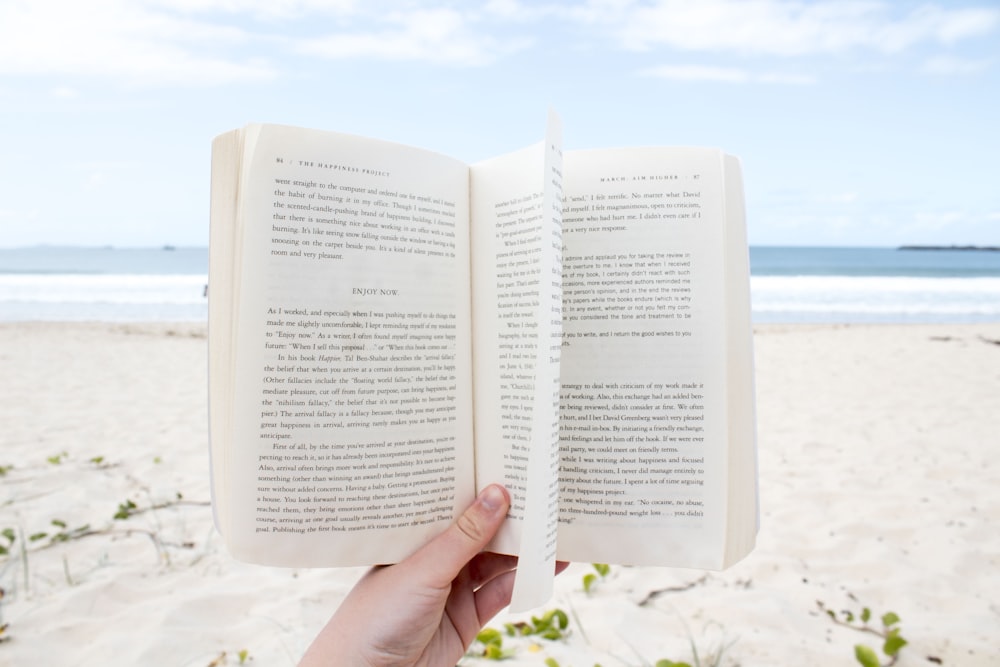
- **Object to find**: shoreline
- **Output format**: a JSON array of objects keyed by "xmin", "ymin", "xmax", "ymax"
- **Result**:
[{"xmin": 1, "ymin": 321, "xmax": 998, "ymax": 665}]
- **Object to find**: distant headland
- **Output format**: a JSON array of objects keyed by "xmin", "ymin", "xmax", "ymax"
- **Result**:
[{"xmin": 898, "ymin": 245, "xmax": 999, "ymax": 252}]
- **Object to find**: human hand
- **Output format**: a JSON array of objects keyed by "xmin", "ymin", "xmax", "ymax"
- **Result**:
[{"xmin": 299, "ymin": 484, "xmax": 523, "ymax": 667}]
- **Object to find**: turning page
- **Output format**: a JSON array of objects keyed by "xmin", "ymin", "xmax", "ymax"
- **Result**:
[{"xmin": 470, "ymin": 113, "xmax": 564, "ymax": 610}]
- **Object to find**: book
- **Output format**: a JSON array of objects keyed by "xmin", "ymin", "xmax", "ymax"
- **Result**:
[{"xmin": 208, "ymin": 113, "xmax": 757, "ymax": 611}]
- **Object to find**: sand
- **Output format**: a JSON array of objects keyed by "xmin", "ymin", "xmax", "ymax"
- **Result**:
[{"xmin": 1, "ymin": 322, "xmax": 998, "ymax": 666}]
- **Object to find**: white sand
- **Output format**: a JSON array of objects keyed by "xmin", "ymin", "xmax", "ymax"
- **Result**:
[{"xmin": 1, "ymin": 322, "xmax": 998, "ymax": 666}]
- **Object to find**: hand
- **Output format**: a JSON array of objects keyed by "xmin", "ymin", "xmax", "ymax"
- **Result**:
[{"xmin": 299, "ymin": 484, "xmax": 520, "ymax": 667}]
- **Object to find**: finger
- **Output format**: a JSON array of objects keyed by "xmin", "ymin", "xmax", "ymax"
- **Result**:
[
  {"xmin": 468, "ymin": 557, "xmax": 568, "ymax": 629},
  {"xmin": 473, "ymin": 568, "xmax": 518, "ymax": 624},
  {"xmin": 408, "ymin": 484, "xmax": 510, "ymax": 587},
  {"xmin": 464, "ymin": 552, "xmax": 518, "ymax": 590}
]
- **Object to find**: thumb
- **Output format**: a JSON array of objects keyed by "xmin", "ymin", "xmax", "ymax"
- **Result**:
[{"xmin": 409, "ymin": 484, "xmax": 510, "ymax": 586}]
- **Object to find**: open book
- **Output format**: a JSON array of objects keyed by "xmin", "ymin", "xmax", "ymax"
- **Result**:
[{"xmin": 208, "ymin": 114, "xmax": 757, "ymax": 611}]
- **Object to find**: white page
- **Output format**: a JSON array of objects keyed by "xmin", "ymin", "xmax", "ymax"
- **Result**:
[
  {"xmin": 556, "ymin": 146, "xmax": 733, "ymax": 567},
  {"xmin": 470, "ymin": 113, "xmax": 563, "ymax": 610},
  {"xmin": 215, "ymin": 124, "xmax": 476, "ymax": 566}
]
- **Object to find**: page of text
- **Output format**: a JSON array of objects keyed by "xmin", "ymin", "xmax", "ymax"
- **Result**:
[
  {"xmin": 508, "ymin": 113, "xmax": 563, "ymax": 611},
  {"xmin": 556, "ymin": 147, "xmax": 731, "ymax": 568},
  {"xmin": 470, "ymin": 115, "xmax": 563, "ymax": 611},
  {"xmin": 222, "ymin": 125, "xmax": 475, "ymax": 567}
]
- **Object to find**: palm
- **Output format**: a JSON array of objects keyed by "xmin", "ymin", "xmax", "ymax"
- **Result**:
[{"xmin": 362, "ymin": 552, "xmax": 515, "ymax": 666}]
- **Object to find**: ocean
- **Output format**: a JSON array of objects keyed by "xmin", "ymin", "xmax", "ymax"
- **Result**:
[
  {"xmin": 1, "ymin": 245, "xmax": 998, "ymax": 323},
  {"xmin": 0, "ymin": 246, "xmax": 209, "ymax": 322},
  {"xmin": 750, "ymin": 246, "xmax": 1000, "ymax": 324}
]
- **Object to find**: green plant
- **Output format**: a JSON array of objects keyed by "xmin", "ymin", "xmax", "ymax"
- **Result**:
[
  {"xmin": 472, "ymin": 627, "xmax": 513, "ymax": 660},
  {"xmin": 0, "ymin": 528, "xmax": 14, "ymax": 557},
  {"xmin": 505, "ymin": 608, "xmax": 570, "ymax": 641},
  {"xmin": 468, "ymin": 608, "xmax": 571, "ymax": 661},
  {"xmin": 205, "ymin": 649, "xmax": 249, "ymax": 666},
  {"xmin": 114, "ymin": 499, "xmax": 139, "ymax": 520},
  {"xmin": 818, "ymin": 602, "xmax": 908, "ymax": 667},
  {"xmin": 113, "ymin": 492, "xmax": 195, "ymax": 521},
  {"xmin": 0, "ymin": 586, "xmax": 8, "ymax": 644},
  {"xmin": 0, "ymin": 493, "xmax": 207, "ymax": 567},
  {"xmin": 653, "ymin": 630, "xmax": 734, "ymax": 667},
  {"xmin": 46, "ymin": 451, "xmax": 69, "ymax": 465},
  {"xmin": 633, "ymin": 610, "xmax": 735, "ymax": 667},
  {"xmin": 26, "ymin": 519, "xmax": 94, "ymax": 547},
  {"xmin": 583, "ymin": 563, "xmax": 610, "ymax": 594}
]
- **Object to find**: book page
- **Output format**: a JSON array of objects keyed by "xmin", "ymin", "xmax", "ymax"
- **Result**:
[
  {"xmin": 721, "ymin": 155, "xmax": 759, "ymax": 564},
  {"xmin": 470, "ymin": 114, "xmax": 563, "ymax": 610},
  {"xmin": 208, "ymin": 128, "xmax": 244, "ymax": 531},
  {"xmin": 211, "ymin": 124, "xmax": 475, "ymax": 567},
  {"xmin": 556, "ymin": 146, "xmax": 754, "ymax": 568}
]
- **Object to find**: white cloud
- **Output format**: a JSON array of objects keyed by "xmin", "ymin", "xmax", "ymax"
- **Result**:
[
  {"xmin": 0, "ymin": 0, "xmax": 531, "ymax": 83},
  {"xmin": 153, "ymin": 0, "xmax": 357, "ymax": 14},
  {"xmin": 87, "ymin": 171, "xmax": 109, "ymax": 189},
  {"xmin": 2, "ymin": 0, "xmax": 995, "ymax": 87},
  {"xmin": 592, "ymin": 0, "xmax": 999, "ymax": 56},
  {"xmin": 71, "ymin": 160, "xmax": 138, "ymax": 191},
  {"xmin": 822, "ymin": 192, "xmax": 860, "ymax": 205},
  {"xmin": 922, "ymin": 55, "xmax": 994, "ymax": 76},
  {"xmin": 912, "ymin": 210, "xmax": 969, "ymax": 231},
  {"xmin": 297, "ymin": 8, "xmax": 528, "ymax": 65},
  {"xmin": 640, "ymin": 63, "xmax": 814, "ymax": 84},
  {"xmin": 482, "ymin": 0, "xmax": 559, "ymax": 22},
  {"xmin": 641, "ymin": 64, "xmax": 749, "ymax": 83},
  {"xmin": 50, "ymin": 86, "xmax": 80, "ymax": 99},
  {"xmin": 0, "ymin": 207, "xmax": 40, "ymax": 228},
  {"xmin": 0, "ymin": 0, "xmax": 278, "ymax": 85}
]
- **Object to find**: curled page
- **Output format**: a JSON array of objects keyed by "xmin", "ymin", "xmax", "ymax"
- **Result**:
[{"xmin": 508, "ymin": 110, "xmax": 563, "ymax": 612}]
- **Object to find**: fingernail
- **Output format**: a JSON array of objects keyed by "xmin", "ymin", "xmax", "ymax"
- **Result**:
[{"xmin": 479, "ymin": 484, "xmax": 507, "ymax": 512}]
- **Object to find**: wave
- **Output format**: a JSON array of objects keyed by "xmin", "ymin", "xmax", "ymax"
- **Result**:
[
  {"xmin": 0, "ymin": 274, "xmax": 208, "ymax": 321},
  {"xmin": 2, "ymin": 272, "xmax": 996, "ymax": 324},
  {"xmin": 751, "ymin": 275, "xmax": 1000, "ymax": 322},
  {"xmin": 0, "ymin": 274, "xmax": 207, "ymax": 305}
]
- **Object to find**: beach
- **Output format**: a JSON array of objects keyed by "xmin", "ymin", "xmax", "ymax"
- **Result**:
[{"xmin": 1, "ymin": 321, "xmax": 998, "ymax": 666}]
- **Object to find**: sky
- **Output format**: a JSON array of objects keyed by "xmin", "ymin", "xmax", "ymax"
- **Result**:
[{"xmin": 1, "ymin": 0, "xmax": 998, "ymax": 248}]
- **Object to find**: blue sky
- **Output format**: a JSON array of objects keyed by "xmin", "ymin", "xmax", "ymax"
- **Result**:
[{"xmin": 1, "ymin": 0, "xmax": 998, "ymax": 248}]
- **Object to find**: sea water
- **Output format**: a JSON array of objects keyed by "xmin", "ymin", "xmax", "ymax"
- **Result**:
[
  {"xmin": 750, "ymin": 246, "xmax": 1000, "ymax": 323},
  {"xmin": 1, "ymin": 246, "xmax": 998, "ymax": 323},
  {"xmin": 0, "ymin": 246, "xmax": 209, "ymax": 322}
]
